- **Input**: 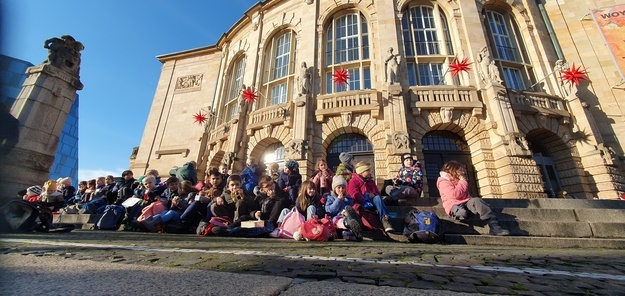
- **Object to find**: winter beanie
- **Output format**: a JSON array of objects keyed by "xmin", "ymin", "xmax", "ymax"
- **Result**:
[
  {"xmin": 355, "ymin": 161, "xmax": 371, "ymax": 175},
  {"xmin": 332, "ymin": 175, "xmax": 347, "ymax": 191},
  {"xmin": 27, "ymin": 185, "xmax": 42, "ymax": 197},
  {"xmin": 339, "ymin": 152, "xmax": 354, "ymax": 165}
]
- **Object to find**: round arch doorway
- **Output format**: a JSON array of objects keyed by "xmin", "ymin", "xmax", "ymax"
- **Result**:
[
  {"xmin": 422, "ymin": 130, "xmax": 478, "ymax": 197},
  {"xmin": 327, "ymin": 134, "xmax": 374, "ymax": 175}
]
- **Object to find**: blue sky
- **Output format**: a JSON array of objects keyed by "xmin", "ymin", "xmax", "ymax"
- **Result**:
[{"xmin": 1, "ymin": 0, "xmax": 259, "ymax": 181}]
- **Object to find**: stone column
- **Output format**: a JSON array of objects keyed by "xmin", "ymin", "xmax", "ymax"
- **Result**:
[{"xmin": 0, "ymin": 63, "xmax": 83, "ymax": 198}]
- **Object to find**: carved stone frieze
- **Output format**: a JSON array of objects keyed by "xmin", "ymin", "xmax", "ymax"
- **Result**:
[
  {"xmin": 440, "ymin": 107, "xmax": 454, "ymax": 123},
  {"xmin": 341, "ymin": 112, "xmax": 352, "ymax": 127},
  {"xmin": 175, "ymin": 74, "xmax": 203, "ymax": 90}
]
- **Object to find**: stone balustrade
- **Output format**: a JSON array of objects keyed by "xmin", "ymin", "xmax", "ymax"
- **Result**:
[
  {"xmin": 507, "ymin": 89, "xmax": 570, "ymax": 118},
  {"xmin": 315, "ymin": 89, "xmax": 382, "ymax": 122},
  {"xmin": 246, "ymin": 102, "xmax": 292, "ymax": 135},
  {"xmin": 409, "ymin": 85, "xmax": 482, "ymax": 116}
]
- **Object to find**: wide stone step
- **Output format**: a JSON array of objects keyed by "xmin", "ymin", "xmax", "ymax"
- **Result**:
[
  {"xmin": 405, "ymin": 197, "xmax": 625, "ymax": 209},
  {"xmin": 443, "ymin": 235, "xmax": 625, "ymax": 249}
]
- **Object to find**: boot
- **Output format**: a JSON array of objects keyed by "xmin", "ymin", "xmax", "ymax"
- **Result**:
[
  {"xmin": 143, "ymin": 216, "xmax": 162, "ymax": 232},
  {"xmin": 487, "ymin": 218, "xmax": 510, "ymax": 236},
  {"xmin": 343, "ymin": 206, "xmax": 363, "ymax": 241}
]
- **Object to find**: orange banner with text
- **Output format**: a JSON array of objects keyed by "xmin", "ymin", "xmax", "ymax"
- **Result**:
[{"xmin": 591, "ymin": 4, "xmax": 625, "ymax": 79}]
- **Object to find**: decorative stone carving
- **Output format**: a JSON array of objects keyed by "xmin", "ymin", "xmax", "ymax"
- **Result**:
[
  {"xmin": 43, "ymin": 35, "xmax": 84, "ymax": 76},
  {"xmin": 598, "ymin": 143, "xmax": 619, "ymax": 166},
  {"xmin": 392, "ymin": 131, "xmax": 409, "ymax": 151},
  {"xmin": 252, "ymin": 12, "xmax": 262, "ymax": 31},
  {"xmin": 298, "ymin": 61, "xmax": 311, "ymax": 98},
  {"xmin": 506, "ymin": 132, "xmax": 531, "ymax": 157},
  {"xmin": 304, "ymin": 0, "xmax": 313, "ymax": 4},
  {"xmin": 385, "ymin": 47, "xmax": 401, "ymax": 85},
  {"xmin": 341, "ymin": 112, "xmax": 352, "ymax": 127},
  {"xmin": 288, "ymin": 139, "xmax": 308, "ymax": 160},
  {"xmin": 202, "ymin": 106, "xmax": 216, "ymax": 132},
  {"xmin": 476, "ymin": 46, "xmax": 502, "ymax": 86},
  {"xmin": 440, "ymin": 107, "xmax": 453, "ymax": 123},
  {"xmin": 263, "ymin": 124, "xmax": 273, "ymax": 137},
  {"xmin": 175, "ymin": 74, "xmax": 203, "ymax": 90}
]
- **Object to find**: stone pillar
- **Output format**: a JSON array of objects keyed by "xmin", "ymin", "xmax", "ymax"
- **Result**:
[{"xmin": 0, "ymin": 62, "xmax": 83, "ymax": 198}]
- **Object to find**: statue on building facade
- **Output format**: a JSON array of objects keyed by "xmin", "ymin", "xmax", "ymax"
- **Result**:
[
  {"xmin": 385, "ymin": 47, "xmax": 401, "ymax": 85},
  {"xmin": 476, "ymin": 46, "xmax": 502, "ymax": 86},
  {"xmin": 44, "ymin": 35, "xmax": 84, "ymax": 76},
  {"xmin": 298, "ymin": 61, "xmax": 311, "ymax": 97}
]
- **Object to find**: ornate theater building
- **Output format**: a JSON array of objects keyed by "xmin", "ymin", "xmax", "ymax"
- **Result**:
[{"xmin": 131, "ymin": 0, "xmax": 625, "ymax": 199}]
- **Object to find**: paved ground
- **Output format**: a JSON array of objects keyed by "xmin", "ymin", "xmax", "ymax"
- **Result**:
[{"xmin": 1, "ymin": 230, "xmax": 625, "ymax": 295}]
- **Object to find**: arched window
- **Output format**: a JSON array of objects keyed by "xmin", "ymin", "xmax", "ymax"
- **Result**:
[
  {"xmin": 401, "ymin": 4, "xmax": 454, "ymax": 86},
  {"xmin": 326, "ymin": 133, "xmax": 374, "ymax": 173},
  {"xmin": 221, "ymin": 56, "xmax": 245, "ymax": 123},
  {"xmin": 324, "ymin": 12, "xmax": 371, "ymax": 93},
  {"xmin": 261, "ymin": 30, "xmax": 296, "ymax": 107},
  {"xmin": 483, "ymin": 9, "xmax": 535, "ymax": 90}
]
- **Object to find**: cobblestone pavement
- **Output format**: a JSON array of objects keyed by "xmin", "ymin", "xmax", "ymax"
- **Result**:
[{"xmin": 2, "ymin": 231, "xmax": 625, "ymax": 295}]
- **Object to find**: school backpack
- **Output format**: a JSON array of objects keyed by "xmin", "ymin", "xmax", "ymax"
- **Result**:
[
  {"xmin": 272, "ymin": 207, "xmax": 305, "ymax": 239},
  {"xmin": 403, "ymin": 209, "xmax": 441, "ymax": 244},
  {"xmin": 94, "ymin": 205, "xmax": 126, "ymax": 230},
  {"xmin": 299, "ymin": 215, "xmax": 337, "ymax": 241}
]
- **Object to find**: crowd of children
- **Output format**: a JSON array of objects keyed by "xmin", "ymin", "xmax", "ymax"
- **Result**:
[{"xmin": 15, "ymin": 153, "xmax": 510, "ymax": 239}]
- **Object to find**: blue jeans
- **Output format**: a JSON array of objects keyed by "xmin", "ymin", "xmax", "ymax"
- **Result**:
[
  {"xmin": 372, "ymin": 195, "xmax": 388, "ymax": 220},
  {"xmin": 154, "ymin": 210, "xmax": 180, "ymax": 223}
]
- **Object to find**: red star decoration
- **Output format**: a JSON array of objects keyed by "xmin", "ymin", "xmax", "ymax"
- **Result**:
[
  {"xmin": 560, "ymin": 63, "xmax": 588, "ymax": 86},
  {"xmin": 332, "ymin": 68, "xmax": 350, "ymax": 86},
  {"xmin": 193, "ymin": 111, "xmax": 208, "ymax": 125},
  {"xmin": 449, "ymin": 56, "xmax": 472, "ymax": 77},
  {"xmin": 241, "ymin": 86, "xmax": 258, "ymax": 104}
]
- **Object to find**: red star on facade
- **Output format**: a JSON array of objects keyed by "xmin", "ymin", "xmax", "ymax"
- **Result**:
[
  {"xmin": 193, "ymin": 112, "xmax": 208, "ymax": 125},
  {"xmin": 332, "ymin": 68, "xmax": 350, "ymax": 86},
  {"xmin": 241, "ymin": 86, "xmax": 258, "ymax": 104},
  {"xmin": 449, "ymin": 56, "xmax": 472, "ymax": 77},
  {"xmin": 560, "ymin": 63, "xmax": 588, "ymax": 86}
]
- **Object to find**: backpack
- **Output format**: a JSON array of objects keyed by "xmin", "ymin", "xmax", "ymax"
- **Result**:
[
  {"xmin": 94, "ymin": 205, "xmax": 126, "ymax": 230},
  {"xmin": 403, "ymin": 209, "xmax": 441, "ymax": 244},
  {"xmin": 300, "ymin": 216, "xmax": 337, "ymax": 241},
  {"xmin": 272, "ymin": 207, "xmax": 305, "ymax": 239},
  {"xmin": 197, "ymin": 216, "xmax": 232, "ymax": 236}
]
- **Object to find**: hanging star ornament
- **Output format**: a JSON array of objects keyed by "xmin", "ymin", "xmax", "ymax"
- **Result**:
[
  {"xmin": 332, "ymin": 68, "xmax": 350, "ymax": 86},
  {"xmin": 193, "ymin": 111, "xmax": 208, "ymax": 125},
  {"xmin": 449, "ymin": 56, "xmax": 472, "ymax": 77},
  {"xmin": 241, "ymin": 86, "xmax": 258, "ymax": 104},
  {"xmin": 560, "ymin": 63, "xmax": 588, "ymax": 86}
]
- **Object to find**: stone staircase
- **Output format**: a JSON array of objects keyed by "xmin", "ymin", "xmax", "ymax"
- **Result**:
[
  {"xmin": 53, "ymin": 198, "xmax": 625, "ymax": 249},
  {"xmin": 386, "ymin": 198, "xmax": 625, "ymax": 249}
]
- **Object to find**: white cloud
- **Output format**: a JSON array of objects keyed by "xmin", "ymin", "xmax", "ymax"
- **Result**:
[{"xmin": 78, "ymin": 168, "xmax": 125, "ymax": 181}]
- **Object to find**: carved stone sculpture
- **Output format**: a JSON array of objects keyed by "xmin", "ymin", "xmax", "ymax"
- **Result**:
[
  {"xmin": 392, "ymin": 132, "xmax": 409, "ymax": 150},
  {"xmin": 43, "ymin": 35, "xmax": 84, "ymax": 76},
  {"xmin": 385, "ymin": 47, "xmax": 401, "ymax": 85},
  {"xmin": 298, "ymin": 61, "xmax": 311, "ymax": 97},
  {"xmin": 476, "ymin": 46, "xmax": 502, "ymax": 86}
]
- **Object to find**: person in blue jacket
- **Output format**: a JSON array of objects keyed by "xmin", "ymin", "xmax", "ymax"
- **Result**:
[{"xmin": 278, "ymin": 160, "xmax": 302, "ymax": 206}]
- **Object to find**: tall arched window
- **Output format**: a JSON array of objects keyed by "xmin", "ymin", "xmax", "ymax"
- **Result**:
[
  {"xmin": 221, "ymin": 56, "xmax": 245, "ymax": 123},
  {"xmin": 402, "ymin": 5, "xmax": 454, "ymax": 86},
  {"xmin": 261, "ymin": 30, "xmax": 296, "ymax": 107},
  {"xmin": 484, "ymin": 9, "xmax": 535, "ymax": 90},
  {"xmin": 324, "ymin": 12, "xmax": 371, "ymax": 93}
]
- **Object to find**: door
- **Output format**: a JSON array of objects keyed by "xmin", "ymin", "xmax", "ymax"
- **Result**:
[
  {"xmin": 422, "ymin": 131, "xmax": 478, "ymax": 197},
  {"xmin": 327, "ymin": 134, "xmax": 374, "ymax": 175}
]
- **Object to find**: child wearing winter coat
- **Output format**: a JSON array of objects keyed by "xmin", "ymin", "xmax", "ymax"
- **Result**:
[
  {"xmin": 278, "ymin": 160, "xmax": 302, "ymax": 205},
  {"xmin": 310, "ymin": 158, "xmax": 334, "ymax": 196},
  {"xmin": 279, "ymin": 181, "xmax": 325, "ymax": 222},
  {"xmin": 335, "ymin": 152, "xmax": 355, "ymax": 183},
  {"xmin": 240, "ymin": 157, "xmax": 262, "ymax": 196},
  {"xmin": 23, "ymin": 185, "xmax": 42, "ymax": 203},
  {"xmin": 437, "ymin": 160, "xmax": 509, "ymax": 236},
  {"xmin": 324, "ymin": 176, "xmax": 362, "ymax": 241},
  {"xmin": 252, "ymin": 175, "xmax": 287, "ymax": 226},
  {"xmin": 385, "ymin": 154, "xmax": 424, "ymax": 201}
]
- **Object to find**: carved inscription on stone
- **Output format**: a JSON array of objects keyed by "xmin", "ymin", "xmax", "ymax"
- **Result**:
[{"xmin": 175, "ymin": 74, "xmax": 203, "ymax": 90}]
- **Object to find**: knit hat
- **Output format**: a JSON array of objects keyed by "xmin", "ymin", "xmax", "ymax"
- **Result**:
[
  {"xmin": 59, "ymin": 177, "xmax": 72, "ymax": 186},
  {"xmin": 355, "ymin": 161, "xmax": 371, "ymax": 175},
  {"xmin": 27, "ymin": 185, "xmax": 42, "ymax": 197},
  {"xmin": 285, "ymin": 160, "xmax": 299, "ymax": 171},
  {"xmin": 332, "ymin": 175, "xmax": 347, "ymax": 191},
  {"xmin": 401, "ymin": 154, "xmax": 413, "ymax": 162},
  {"xmin": 339, "ymin": 152, "xmax": 354, "ymax": 165}
]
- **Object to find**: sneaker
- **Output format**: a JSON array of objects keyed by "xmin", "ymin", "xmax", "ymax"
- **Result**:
[
  {"xmin": 342, "ymin": 231, "xmax": 359, "ymax": 241},
  {"xmin": 343, "ymin": 206, "xmax": 363, "ymax": 241},
  {"xmin": 382, "ymin": 215, "xmax": 394, "ymax": 232}
]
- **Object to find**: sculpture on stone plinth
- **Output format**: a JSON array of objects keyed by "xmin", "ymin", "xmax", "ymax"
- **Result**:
[
  {"xmin": 385, "ymin": 47, "xmax": 401, "ymax": 85},
  {"xmin": 298, "ymin": 61, "xmax": 311, "ymax": 97},
  {"xmin": 44, "ymin": 35, "xmax": 84, "ymax": 76},
  {"xmin": 476, "ymin": 46, "xmax": 502, "ymax": 86}
]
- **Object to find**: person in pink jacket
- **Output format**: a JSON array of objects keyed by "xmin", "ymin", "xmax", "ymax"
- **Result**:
[
  {"xmin": 347, "ymin": 161, "xmax": 394, "ymax": 232},
  {"xmin": 436, "ymin": 160, "xmax": 509, "ymax": 236}
]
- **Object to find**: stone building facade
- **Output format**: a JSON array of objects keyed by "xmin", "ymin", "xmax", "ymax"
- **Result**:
[{"xmin": 131, "ymin": 0, "xmax": 625, "ymax": 199}]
